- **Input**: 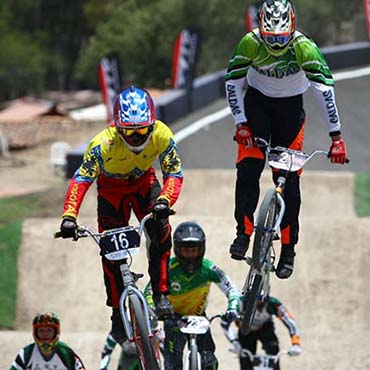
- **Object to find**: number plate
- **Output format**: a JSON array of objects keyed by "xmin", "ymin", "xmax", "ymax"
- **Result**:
[
  {"xmin": 268, "ymin": 151, "xmax": 308, "ymax": 172},
  {"xmin": 99, "ymin": 228, "xmax": 141, "ymax": 261},
  {"xmin": 179, "ymin": 316, "xmax": 210, "ymax": 334}
]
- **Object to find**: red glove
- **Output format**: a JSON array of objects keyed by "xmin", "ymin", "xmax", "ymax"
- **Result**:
[
  {"xmin": 234, "ymin": 125, "xmax": 253, "ymax": 148},
  {"xmin": 329, "ymin": 138, "xmax": 347, "ymax": 164}
]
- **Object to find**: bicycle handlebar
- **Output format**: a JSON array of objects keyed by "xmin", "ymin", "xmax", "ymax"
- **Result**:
[
  {"xmin": 255, "ymin": 137, "xmax": 350, "ymax": 164},
  {"xmin": 54, "ymin": 209, "xmax": 176, "ymax": 240}
]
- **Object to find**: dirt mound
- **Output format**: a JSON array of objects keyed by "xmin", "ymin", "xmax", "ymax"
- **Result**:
[{"xmin": 2, "ymin": 170, "xmax": 369, "ymax": 370}]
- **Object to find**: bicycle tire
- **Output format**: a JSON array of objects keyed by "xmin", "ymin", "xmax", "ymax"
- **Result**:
[
  {"xmin": 189, "ymin": 343, "xmax": 199, "ymax": 370},
  {"xmin": 240, "ymin": 273, "xmax": 263, "ymax": 335},
  {"xmin": 252, "ymin": 188, "xmax": 279, "ymax": 270},
  {"xmin": 129, "ymin": 294, "xmax": 161, "ymax": 370}
]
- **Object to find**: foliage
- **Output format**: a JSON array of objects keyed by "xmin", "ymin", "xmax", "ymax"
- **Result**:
[{"xmin": 0, "ymin": 0, "xmax": 365, "ymax": 99}]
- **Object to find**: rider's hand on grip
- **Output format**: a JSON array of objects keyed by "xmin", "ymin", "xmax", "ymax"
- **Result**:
[
  {"xmin": 234, "ymin": 124, "xmax": 253, "ymax": 148},
  {"xmin": 60, "ymin": 216, "xmax": 78, "ymax": 240},
  {"xmin": 152, "ymin": 198, "xmax": 172, "ymax": 220},
  {"xmin": 329, "ymin": 138, "xmax": 347, "ymax": 164},
  {"xmin": 288, "ymin": 344, "xmax": 302, "ymax": 357}
]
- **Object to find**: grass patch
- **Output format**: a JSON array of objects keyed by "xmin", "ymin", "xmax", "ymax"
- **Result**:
[
  {"xmin": 0, "ymin": 221, "xmax": 22, "ymax": 328},
  {"xmin": 0, "ymin": 189, "xmax": 65, "ymax": 328},
  {"xmin": 354, "ymin": 173, "xmax": 370, "ymax": 217}
]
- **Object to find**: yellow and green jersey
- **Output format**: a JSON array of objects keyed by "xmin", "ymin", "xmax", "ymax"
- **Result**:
[{"xmin": 145, "ymin": 257, "xmax": 239, "ymax": 316}]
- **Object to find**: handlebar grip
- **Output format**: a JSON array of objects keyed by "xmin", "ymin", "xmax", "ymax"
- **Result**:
[{"xmin": 54, "ymin": 231, "xmax": 62, "ymax": 239}]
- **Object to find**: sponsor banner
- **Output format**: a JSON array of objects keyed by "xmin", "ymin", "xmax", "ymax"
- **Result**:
[
  {"xmin": 172, "ymin": 28, "xmax": 200, "ymax": 89},
  {"xmin": 365, "ymin": 0, "xmax": 370, "ymax": 40},
  {"xmin": 98, "ymin": 53, "xmax": 121, "ymax": 123},
  {"xmin": 245, "ymin": 5, "xmax": 259, "ymax": 32}
]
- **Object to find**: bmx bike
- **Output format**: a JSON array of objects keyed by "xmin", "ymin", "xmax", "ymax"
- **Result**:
[
  {"xmin": 55, "ymin": 213, "xmax": 162, "ymax": 370},
  {"xmin": 239, "ymin": 137, "xmax": 348, "ymax": 335},
  {"xmin": 178, "ymin": 314, "xmax": 225, "ymax": 370}
]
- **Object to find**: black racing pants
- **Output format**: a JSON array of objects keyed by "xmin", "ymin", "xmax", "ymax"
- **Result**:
[
  {"xmin": 235, "ymin": 86, "xmax": 305, "ymax": 247},
  {"xmin": 238, "ymin": 320, "xmax": 280, "ymax": 370}
]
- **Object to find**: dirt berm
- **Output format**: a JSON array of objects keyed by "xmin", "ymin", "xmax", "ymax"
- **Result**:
[{"xmin": 2, "ymin": 170, "xmax": 370, "ymax": 370}]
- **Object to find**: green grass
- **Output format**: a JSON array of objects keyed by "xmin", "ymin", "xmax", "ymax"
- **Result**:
[
  {"xmin": 0, "ymin": 193, "xmax": 43, "ymax": 328},
  {"xmin": 354, "ymin": 173, "xmax": 370, "ymax": 217},
  {"xmin": 0, "ymin": 221, "xmax": 22, "ymax": 328}
]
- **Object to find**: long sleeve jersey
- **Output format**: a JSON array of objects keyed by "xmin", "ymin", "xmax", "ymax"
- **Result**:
[
  {"xmin": 144, "ymin": 257, "xmax": 240, "ymax": 316},
  {"xmin": 225, "ymin": 29, "xmax": 341, "ymax": 137},
  {"xmin": 62, "ymin": 120, "xmax": 183, "ymax": 219},
  {"xmin": 250, "ymin": 296, "xmax": 300, "ymax": 346},
  {"xmin": 10, "ymin": 342, "xmax": 85, "ymax": 370}
]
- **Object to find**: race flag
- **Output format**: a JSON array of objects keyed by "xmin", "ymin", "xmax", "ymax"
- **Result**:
[
  {"xmin": 172, "ymin": 28, "xmax": 200, "ymax": 89},
  {"xmin": 245, "ymin": 4, "xmax": 259, "ymax": 32},
  {"xmin": 365, "ymin": 0, "xmax": 370, "ymax": 40},
  {"xmin": 98, "ymin": 53, "xmax": 121, "ymax": 124}
]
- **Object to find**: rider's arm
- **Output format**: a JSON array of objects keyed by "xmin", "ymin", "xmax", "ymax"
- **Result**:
[
  {"xmin": 10, "ymin": 345, "xmax": 32, "ymax": 370},
  {"xmin": 205, "ymin": 259, "xmax": 240, "ymax": 310},
  {"xmin": 155, "ymin": 121, "xmax": 184, "ymax": 206},
  {"xmin": 268, "ymin": 297, "xmax": 300, "ymax": 346},
  {"xmin": 294, "ymin": 35, "xmax": 342, "ymax": 137},
  {"xmin": 225, "ymin": 32, "xmax": 258, "ymax": 125},
  {"xmin": 62, "ymin": 139, "xmax": 102, "ymax": 219}
]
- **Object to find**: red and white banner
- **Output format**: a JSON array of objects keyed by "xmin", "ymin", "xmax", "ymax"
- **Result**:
[
  {"xmin": 172, "ymin": 28, "xmax": 200, "ymax": 89},
  {"xmin": 245, "ymin": 5, "xmax": 259, "ymax": 33},
  {"xmin": 98, "ymin": 53, "xmax": 121, "ymax": 124},
  {"xmin": 365, "ymin": 0, "xmax": 370, "ymax": 40}
]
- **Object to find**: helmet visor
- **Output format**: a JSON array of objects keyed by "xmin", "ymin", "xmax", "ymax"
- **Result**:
[{"xmin": 263, "ymin": 33, "xmax": 291, "ymax": 49}]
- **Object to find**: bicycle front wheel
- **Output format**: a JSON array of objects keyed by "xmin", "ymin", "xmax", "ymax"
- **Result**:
[
  {"xmin": 252, "ymin": 188, "xmax": 279, "ymax": 270},
  {"xmin": 240, "ymin": 272, "xmax": 263, "ymax": 335},
  {"xmin": 129, "ymin": 294, "xmax": 161, "ymax": 370}
]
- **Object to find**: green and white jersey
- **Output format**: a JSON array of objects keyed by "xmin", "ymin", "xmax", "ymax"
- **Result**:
[
  {"xmin": 225, "ymin": 29, "xmax": 341, "ymax": 135},
  {"xmin": 145, "ymin": 257, "xmax": 239, "ymax": 316},
  {"xmin": 10, "ymin": 342, "xmax": 85, "ymax": 370}
]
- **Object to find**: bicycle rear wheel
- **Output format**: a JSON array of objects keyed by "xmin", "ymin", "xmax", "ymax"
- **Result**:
[
  {"xmin": 240, "ymin": 272, "xmax": 263, "ymax": 335},
  {"xmin": 252, "ymin": 188, "xmax": 279, "ymax": 270},
  {"xmin": 129, "ymin": 294, "xmax": 161, "ymax": 370}
]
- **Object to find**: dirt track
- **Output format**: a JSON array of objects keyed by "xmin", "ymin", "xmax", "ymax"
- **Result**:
[{"xmin": 2, "ymin": 169, "xmax": 370, "ymax": 370}]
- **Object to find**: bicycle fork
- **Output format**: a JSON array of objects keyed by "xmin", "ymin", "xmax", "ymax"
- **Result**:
[{"xmin": 118, "ymin": 264, "xmax": 154, "ymax": 341}]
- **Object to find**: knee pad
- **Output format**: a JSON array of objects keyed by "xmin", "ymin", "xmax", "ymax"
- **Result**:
[{"xmin": 201, "ymin": 350, "xmax": 218, "ymax": 370}]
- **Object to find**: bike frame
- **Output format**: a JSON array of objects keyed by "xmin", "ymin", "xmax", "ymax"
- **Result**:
[
  {"xmin": 55, "ymin": 213, "xmax": 161, "ymax": 370},
  {"xmin": 179, "ymin": 314, "xmax": 222, "ymax": 370},
  {"xmin": 239, "ymin": 138, "xmax": 329, "ymax": 334}
]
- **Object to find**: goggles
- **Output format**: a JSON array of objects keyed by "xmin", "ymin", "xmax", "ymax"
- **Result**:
[
  {"xmin": 264, "ymin": 34, "xmax": 291, "ymax": 47},
  {"xmin": 119, "ymin": 126, "xmax": 150, "ymax": 136}
]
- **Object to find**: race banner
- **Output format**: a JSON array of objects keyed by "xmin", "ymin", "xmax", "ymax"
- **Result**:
[
  {"xmin": 98, "ymin": 53, "xmax": 121, "ymax": 124},
  {"xmin": 365, "ymin": 0, "xmax": 370, "ymax": 40},
  {"xmin": 245, "ymin": 4, "xmax": 259, "ymax": 32},
  {"xmin": 172, "ymin": 28, "xmax": 200, "ymax": 89}
]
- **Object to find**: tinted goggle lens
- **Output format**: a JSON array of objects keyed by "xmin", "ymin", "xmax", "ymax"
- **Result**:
[
  {"xmin": 120, "ymin": 127, "xmax": 150, "ymax": 136},
  {"xmin": 265, "ymin": 34, "xmax": 290, "ymax": 46}
]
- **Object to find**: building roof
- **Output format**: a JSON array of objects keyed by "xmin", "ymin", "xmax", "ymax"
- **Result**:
[{"xmin": 0, "ymin": 97, "xmax": 68, "ymax": 123}]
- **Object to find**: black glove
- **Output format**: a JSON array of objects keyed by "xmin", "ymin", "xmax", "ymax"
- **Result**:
[
  {"xmin": 152, "ymin": 198, "xmax": 171, "ymax": 220},
  {"xmin": 224, "ymin": 309, "xmax": 239, "ymax": 323},
  {"xmin": 60, "ymin": 216, "xmax": 77, "ymax": 239}
]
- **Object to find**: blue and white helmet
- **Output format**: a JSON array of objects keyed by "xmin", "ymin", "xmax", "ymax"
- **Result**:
[{"xmin": 113, "ymin": 86, "xmax": 155, "ymax": 152}]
